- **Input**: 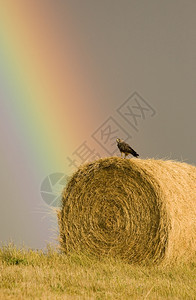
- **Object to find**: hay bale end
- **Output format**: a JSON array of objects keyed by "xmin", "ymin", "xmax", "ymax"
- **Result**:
[{"xmin": 58, "ymin": 157, "xmax": 196, "ymax": 264}]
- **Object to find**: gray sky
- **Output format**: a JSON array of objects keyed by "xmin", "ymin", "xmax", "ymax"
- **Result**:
[
  {"xmin": 0, "ymin": 0, "xmax": 195, "ymax": 249},
  {"xmin": 66, "ymin": 0, "xmax": 196, "ymax": 163}
]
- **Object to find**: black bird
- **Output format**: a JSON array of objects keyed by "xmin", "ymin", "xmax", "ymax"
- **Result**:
[{"xmin": 116, "ymin": 138, "xmax": 139, "ymax": 158}]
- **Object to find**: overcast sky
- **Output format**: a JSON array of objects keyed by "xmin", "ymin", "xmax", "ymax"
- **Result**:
[{"xmin": 0, "ymin": 0, "xmax": 195, "ymax": 249}]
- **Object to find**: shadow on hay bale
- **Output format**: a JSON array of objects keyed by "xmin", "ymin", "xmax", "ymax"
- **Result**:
[{"xmin": 58, "ymin": 157, "xmax": 196, "ymax": 264}]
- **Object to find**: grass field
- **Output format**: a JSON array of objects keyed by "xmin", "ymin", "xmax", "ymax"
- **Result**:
[{"xmin": 0, "ymin": 243, "xmax": 195, "ymax": 299}]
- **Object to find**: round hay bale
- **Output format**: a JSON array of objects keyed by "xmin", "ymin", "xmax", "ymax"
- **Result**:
[{"xmin": 58, "ymin": 157, "xmax": 196, "ymax": 264}]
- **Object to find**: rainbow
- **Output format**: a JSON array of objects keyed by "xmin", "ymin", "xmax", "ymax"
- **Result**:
[{"xmin": 0, "ymin": 1, "xmax": 97, "ymax": 179}]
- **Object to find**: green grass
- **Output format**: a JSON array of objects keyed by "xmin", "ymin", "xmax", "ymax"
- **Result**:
[{"xmin": 0, "ymin": 243, "xmax": 195, "ymax": 299}]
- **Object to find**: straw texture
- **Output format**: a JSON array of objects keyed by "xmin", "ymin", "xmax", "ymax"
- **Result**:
[{"xmin": 58, "ymin": 157, "xmax": 196, "ymax": 264}]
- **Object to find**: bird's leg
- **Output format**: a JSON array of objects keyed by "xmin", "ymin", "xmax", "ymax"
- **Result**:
[{"xmin": 121, "ymin": 152, "xmax": 123, "ymax": 158}]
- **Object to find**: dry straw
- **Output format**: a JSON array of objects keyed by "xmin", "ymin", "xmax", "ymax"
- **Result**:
[{"xmin": 58, "ymin": 157, "xmax": 196, "ymax": 264}]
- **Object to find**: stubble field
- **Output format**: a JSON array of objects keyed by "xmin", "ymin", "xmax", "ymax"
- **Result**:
[{"xmin": 0, "ymin": 243, "xmax": 195, "ymax": 300}]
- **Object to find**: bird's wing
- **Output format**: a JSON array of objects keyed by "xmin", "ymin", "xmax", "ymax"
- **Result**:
[
  {"xmin": 124, "ymin": 142, "xmax": 133, "ymax": 151},
  {"xmin": 125, "ymin": 143, "xmax": 138, "ymax": 155}
]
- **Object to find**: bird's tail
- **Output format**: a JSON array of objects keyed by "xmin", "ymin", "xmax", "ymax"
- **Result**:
[{"xmin": 132, "ymin": 150, "xmax": 139, "ymax": 158}]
